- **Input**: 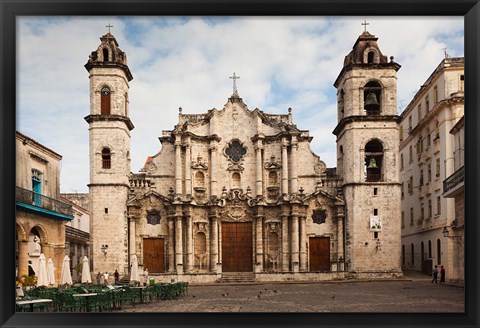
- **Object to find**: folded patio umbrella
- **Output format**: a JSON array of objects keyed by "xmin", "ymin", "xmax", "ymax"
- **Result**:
[
  {"xmin": 37, "ymin": 253, "xmax": 48, "ymax": 287},
  {"xmin": 60, "ymin": 255, "xmax": 73, "ymax": 285},
  {"xmin": 130, "ymin": 254, "xmax": 140, "ymax": 282},
  {"xmin": 81, "ymin": 256, "xmax": 92, "ymax": 284},
  {"xmin": 47, "ymin": 257, "xmax": 55, "ymax": 286}
]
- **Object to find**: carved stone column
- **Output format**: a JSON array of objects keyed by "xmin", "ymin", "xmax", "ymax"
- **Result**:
[
  {"xmin": 175, "ymin": 137, "xmax": 182, "ymax": 194},
  {"xmin": 186, "ymin": 214, "xmax": 193, "ymax": 273},
  {"xmin": 210, "ymin": 215, "xmax": 219, "ymax": 273},
  {"xmin": 209, "ymin": 142, "xmax": 218, "ymax": 196},
  {"xmin": 129, "ymin": 217, "xmax": 136, "ymax": 259},
  {"xmin": 185, "ymin": 138, "xmax": 192, "ymax": 196},
  {"xmin": 17, "ymin": 241, "xmax": 29, "ymax": 277},
  {"xmin": 175, "ymin": 213, "xmax": 184, "ymax": 274},
  {"xmin": 281, "ymin": 138, "xmax": 289, "ymax": 195},
  {"xmin": 291, "ymin": 214, "xmax": 299, "ymax": 272},
  {"xmin": 255, "ymin": 140, "xmax": 264, "ymax": 197},
  {"xmin": 290, "ymin": 136, "xmax": 298, "ymax": 193},
  {"xmin": 255, "ymin": 215, "xmax": 264, "ymax": 272},
  {"xmin": 337, "ymin": 208, "xmax": 345, "ymax": 271},
  {"xmin": 299, "ymin": 215, "xmax": 307, "ymax": 271},
  {"xmin": 281, "ymin": 210, "xmax": 289, "ymax": 272},
  {"xmin": 167, "ymin": 217, "xmax": 175, "ymax": 272}
]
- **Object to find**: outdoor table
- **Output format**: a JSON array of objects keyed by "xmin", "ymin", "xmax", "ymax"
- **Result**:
[
  {"xmin": 131, "ymin": 286, "xmax": 145, "ymax": 303},
  {"xmin": 16, "ymin": 298, "xmax": 52, "ymax": 312},
  {"xmin": 73, "ymin": 293, "xmax": 98, "ymax": 312}
]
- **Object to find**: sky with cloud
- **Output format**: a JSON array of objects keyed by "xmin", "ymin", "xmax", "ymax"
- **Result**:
[{"xmin": 16, "ymin": 16, "xmax": 464, "ymax": 193}]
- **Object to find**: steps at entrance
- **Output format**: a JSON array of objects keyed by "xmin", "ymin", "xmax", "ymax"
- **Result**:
[
  {"xmin": 220, "ymin": 272, "xmax": 255, "ymax": 283},
  {"xmin": 119, "ymin": 275, "xmax": 130, "ymax": 285}
]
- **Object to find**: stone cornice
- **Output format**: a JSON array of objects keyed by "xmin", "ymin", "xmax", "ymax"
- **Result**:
[
  {"xmin": 333, "ymin": 115, "xmax": 400, "ymax": 136},
  {"xmin": 84, "ymin": 114, "xmax": 134, "ymax": 131}
]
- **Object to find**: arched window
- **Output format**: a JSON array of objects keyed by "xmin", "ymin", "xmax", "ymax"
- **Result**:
[
  {"xmin": 232, "ymin": 172, "xmax": 241, "ymax": 189},
  {"xmin": 365, "ymin": 139, "xmax": 383, "ymax": 182},
  {"xmin": 102, "ymin": 48, "xmax": 109, "ymax": 62},
  {"xmin": 367, "ymin": 51, "xmax": 375, "ymax": 63},
  {"xmin": 102, "ymin": 148, "xmax": 111, "ymax": 169},
  {"xmin": 411, "ymin": 243, "xmax": 415, "ymax": 266},
  {"xmin": 195, "ymin": 171, "xmax": 205, "ymax": 188},
  {"xmin": 428, "ymin": 240, "xmax": 432, "ymax": 258},
  {"xmin": 101, "ymin": 87, "xmax": 111, "ymax": 115},
  {"xmin": 364, "ymin": 81, "xmax": 382, "ymax": 115},
  {"xmin": 437, "ymin": 239, "xmax": 441, "ymax": 264},
  {"xmin": 268, "ymin": 171, "xmax": 278, "ymax": 185},
  {"xmin": 421, "ymin": 241, "xmax": 425, "ymax": 262}
]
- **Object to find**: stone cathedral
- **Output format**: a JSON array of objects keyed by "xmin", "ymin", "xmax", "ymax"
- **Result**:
[{"xmin": 85, "ymin": 30, "xmax": 403, "ymax": 283}]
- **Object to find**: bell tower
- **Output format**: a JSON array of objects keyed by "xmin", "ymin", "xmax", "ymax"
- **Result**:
[
  {"xmin": 85, "ymin": 31, "xmax": 134, "ymax": 275},
  {"xmin": 333, "ymin": 29, "xmax": 402, "ymax": 277}
]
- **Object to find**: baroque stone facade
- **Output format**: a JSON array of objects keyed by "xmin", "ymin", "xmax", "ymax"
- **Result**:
[{"xmin": 86, "ymin": 30, "xmax": 403, "ymax": 283}]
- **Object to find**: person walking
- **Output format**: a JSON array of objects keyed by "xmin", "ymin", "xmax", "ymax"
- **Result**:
[
  {"xmin": 96, "ymin": 272, "xmax": 102, "ymax": 285},
  {"xmin": 440, "ymin": 265, "xmax": 446, "ymax": 283},
  {"xmin": 103, "ymin": 271, "xmax": 109, "ymax": 286},
  {"xmin": 114, "ymin": 269, "xmax": 119, "ymax": 285},
  {"xmin": 143, "ymin": 268, "xmax": 149, "ymax": 286},
  {"xmin": 431, "ymin": 265, "xmax": 438, "ymax": 284}
]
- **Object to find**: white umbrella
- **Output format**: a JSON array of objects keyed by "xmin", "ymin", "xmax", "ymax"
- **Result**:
[
  {"xmin": 37, "ymin": 253, "xmax": 48, "ymax": 287},
  {"xmin": 47, "ymin": 257, "xmax": 55, "ymax": 286},
  {"xmin": 130, "ymin": 254, "xmax": 139, "ymax": 282},
  {"xmin": 60, "ymin": 255, "xmax": 73, "ymax": 285},
  {"xmin": 81, "ymin": 256, "xmax": 92, "ymax": 284}
]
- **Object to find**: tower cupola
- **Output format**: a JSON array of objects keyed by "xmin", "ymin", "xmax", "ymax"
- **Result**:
[{"xmin": 85, "ymin": 32, "xmax": 133, "ymax": 81}]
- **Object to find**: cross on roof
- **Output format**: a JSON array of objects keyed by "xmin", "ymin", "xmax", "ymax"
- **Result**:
[
  {"xmin": 229, "ymin": 72, "xmax": 240, "ymax": 95},
  {"xmin": 361, "ymin": 20, "xmax": 370, "ymax": 32},
  {"xmin": 106, "ymin": 22, "xmax": 114, "ymax": 34}
]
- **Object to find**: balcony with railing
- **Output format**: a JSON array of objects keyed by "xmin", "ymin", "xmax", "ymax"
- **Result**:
[
  {"xmin": 66, "ymin": 225, "xmax": 90, "ymax": 243},
  {"xmin": 16, "ymin": 186, "xmax": 74, "ymax": 220},
  {"xmin": 443, "ymin": 166, "xmax": 464, "ymax": 198}
]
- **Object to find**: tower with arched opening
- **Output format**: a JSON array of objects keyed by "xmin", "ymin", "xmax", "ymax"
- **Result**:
[
  {"xmin": 333, "ymin": 29, "xmax": 402, "ymax": 277},
  {"xmin": 84, "ymin": 32, "xmax": 134, "ymax": 275}
]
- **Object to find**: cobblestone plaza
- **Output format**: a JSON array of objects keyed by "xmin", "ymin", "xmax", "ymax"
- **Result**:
[{"xmin": 120, "ymin": 274, "xmax": 464, "ymax": 313}]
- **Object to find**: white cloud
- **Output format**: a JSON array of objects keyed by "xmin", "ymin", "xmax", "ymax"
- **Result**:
[{"xmin": 17, "ymin": 16, "xmax": 464, "ymax": 193}]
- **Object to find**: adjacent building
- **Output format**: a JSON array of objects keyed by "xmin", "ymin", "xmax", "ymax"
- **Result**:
[
  {"xmin": 61, "ymin": 193, "xmax": 91, "ymax": 282},
  {"xmin": 15, "ymin": 131, "xmax": 74, "ymax": 284},
  {"xmin": 399, "ymin": 57, "xmax": 464, "ymax": 283}
]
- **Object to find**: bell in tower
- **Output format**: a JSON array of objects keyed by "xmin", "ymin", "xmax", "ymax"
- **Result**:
[{"xmin": 364, "ymin": 91, "xmax": 380, "ymax": 115}]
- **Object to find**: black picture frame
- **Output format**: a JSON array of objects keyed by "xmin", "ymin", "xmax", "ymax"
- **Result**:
[{"xmin": 1, "ymin": 1, "xmax": 479, "ymax": 327}]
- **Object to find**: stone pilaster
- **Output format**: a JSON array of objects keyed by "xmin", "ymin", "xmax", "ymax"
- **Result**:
[
  {"xmin": 210, "ymin": 215, "xmax": 219, "ymax": 272},
  {"xmin": 255, "ymin": 215, "xmax": 264, "ymax": 272},
  {"xmin": 167, "ymin": 217, "xmax": 175, "ymax": 273},
  {"xmin": 281, "ymin": 138, "xmax": 289, "ymax": 195},
  {"xmin": 129, "ymin": 217, "xmax": 136, "ymax": 258},
  {"xmin": 175, "ymin": 213, "xmax": 184, "ymax": 274},
  {"xmin": 281, "ymin": 209, "xmax": 289, "ymax": 272},
  {"xmin": 290, "ymin": 136, "xmax": 298, "ymax": 193},
  {"xmin": 209, "ymin": 142, "xmax": 218, "ymax": 196},
  {"xmin": 175, "ymin": 138, "xmax": 182, "ymax": 194},
  {"xmin": 185, "ymin": 138, "xmax": 192, "ymax": 195},
  {"xmin": 291, "ymin": 214, "xmax": 299, "ymax": 272},
  {"xmin": 299, "ymin": 216, "xmax": 307, "ymax": 271},
  {"xmin": 186, "ymin": 214, "xmax": 194, "ymax": 273},
  {"xmin": 255, "ymin": 140, "xmax": 263, "ymax": 197}
]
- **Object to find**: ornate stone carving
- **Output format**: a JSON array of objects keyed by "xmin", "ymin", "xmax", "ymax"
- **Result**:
[
  {"xmin": 312, "ymin": 209, "xmax": 327, "ymax": 224},
  {"xmin": 145, "ymin": 162, "xmax": 157, "ymax": 174},
  {"xmin": 224, "ymin": 139, "xmax": 247, "ymax": 163},
  {"xmin": 191, "ymin": 155, "xmax": 208, "ymax": 170},
  {"xmin": 146, "ymin": 210, "xmax": 161, "ymax": 225},
  {"xmin": 314, "ymin": 160, "xmax": 327, "ymax": 175}
]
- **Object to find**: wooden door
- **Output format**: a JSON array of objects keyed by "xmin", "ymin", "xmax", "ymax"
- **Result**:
[
  {"xmin": 143, "ymin": 238, "xmax": 165, "ymax": 273},
  {"xmin": 309, "ymin": 237, "xmax": 330, "ymax": 272},
  {"xmin": 222, "ymin": 222, "xmax": 253, "ymax": 272}
]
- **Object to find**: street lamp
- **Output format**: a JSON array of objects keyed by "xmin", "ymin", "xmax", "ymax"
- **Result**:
[
  {"xmin": 442, "ymin": 226, "xmax": 462, "ymax": 242},
  {"xmin": 101, "ymin": 244, "xmax": 109, "ymax": 255}
]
